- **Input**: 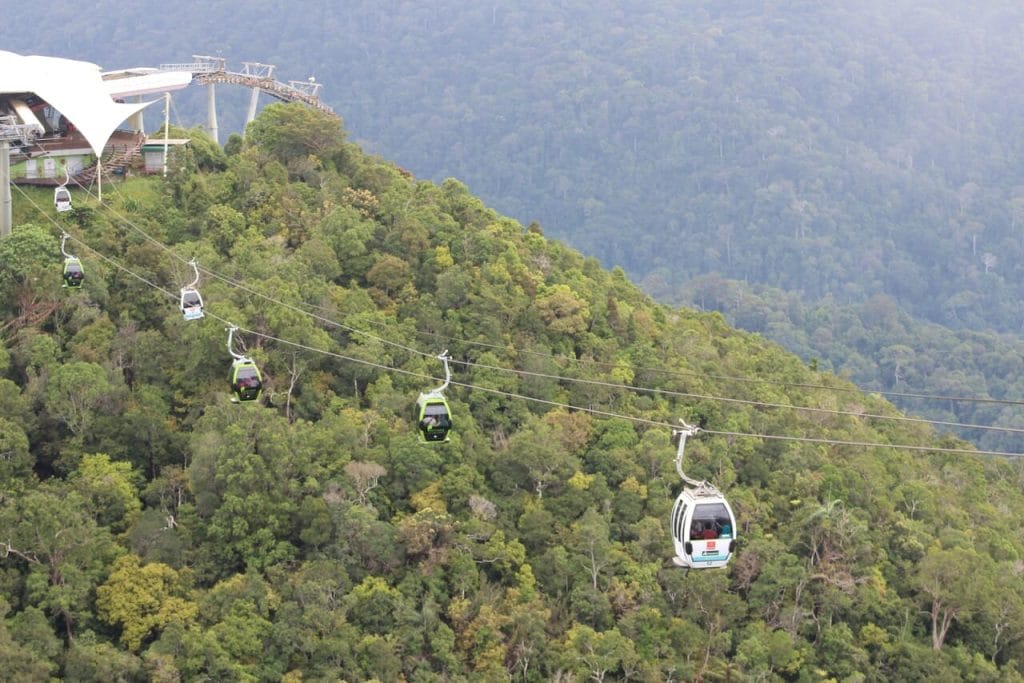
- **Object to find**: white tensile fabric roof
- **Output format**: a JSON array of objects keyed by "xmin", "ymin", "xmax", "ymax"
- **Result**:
[
  {"xmin": 103, "ymin": 70, "xmax": 194, "ymax": 99},
  {"xmin": 0, "ymin": 51, "xmax": 160, "ymax": 156}
]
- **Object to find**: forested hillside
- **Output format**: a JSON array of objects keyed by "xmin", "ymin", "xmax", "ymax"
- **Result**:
[
  {"xmin": 4, "ymin": 0, "xmax": 1024, "ymax": 448},
  {"xmin": 2, "ymin": 105, "xmax": 1024, "ymax": 680},
  {"xmin": 662, "ymin": 275, "xmax": 1024, "ymax": 454}
]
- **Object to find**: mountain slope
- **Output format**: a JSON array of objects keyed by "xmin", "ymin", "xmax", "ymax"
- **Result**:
[
  {"xmin": 1, "ymin": 105, "xmax": 1023, "ymax": 679},
  {"xmin": 8, "ymin": 2, "xmax": 1024, "ymax": 326},
  {"xmin": 5, "ymin": 1, "xmax": 1024, "ymax": 449}
]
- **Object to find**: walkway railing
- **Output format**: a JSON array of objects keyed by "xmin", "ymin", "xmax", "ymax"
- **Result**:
[{"xmin": 158, "ymin": 56, "xmax": 334, "ymax": 115}]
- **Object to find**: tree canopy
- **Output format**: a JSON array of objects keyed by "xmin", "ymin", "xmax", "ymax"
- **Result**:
[
  {"xmin": 5, "ymin": 0, "xmax": 1024, "ymax": 453},
  {"xmin": 1, "ymin": 103, "xmax": 1024, "ymax": 680}
]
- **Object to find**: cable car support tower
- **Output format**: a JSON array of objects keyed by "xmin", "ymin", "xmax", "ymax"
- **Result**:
[{"xmin": 0, "ymin": 118, "xmax": 44, "ymax": 237}]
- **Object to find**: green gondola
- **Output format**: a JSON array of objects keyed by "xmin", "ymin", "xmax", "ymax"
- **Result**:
[
  {"xmin": 60, "ymin": 234, "xmax": 83, "ymax": 288},
  {"xmin": 229, "ymin": 358, "xmax": 263, "ymax": 403},
  {"xmin": 416, "ymin": 393, "xmax": 452, "ymax": 442},
  {"xmin": 226, "ymin": 325, "xmax": 263, "ymax": 403},
  {"xmin": 62, "ymin": 256, "xmax": 84, "ymax": 288},
  {"xmin": 415, "ymin": 351, "xmax": 453, "ymax": 443}
]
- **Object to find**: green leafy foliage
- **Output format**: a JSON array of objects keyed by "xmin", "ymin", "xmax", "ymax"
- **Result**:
[
  {"xmin": 1, "ymin": 102, "xmax": 1023, "ymax": 679},
  {"xmin": 17, "ymin": 0, "xmax": 1024, "ymax": 460}
]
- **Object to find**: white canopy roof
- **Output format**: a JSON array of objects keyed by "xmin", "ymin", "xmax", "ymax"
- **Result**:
[
  {"xmin": 0, "ymin": 51, "xmax": 158, "ymax": 156},
  {"xmin": 102, "ymin": 69, "xmax": 193, "ymax": 99}
]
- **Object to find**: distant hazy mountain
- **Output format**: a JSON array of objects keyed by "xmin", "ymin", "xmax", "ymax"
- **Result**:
[{"xmin": 7, "ymin": 0, "xmax": 1024, "ymax": 442}]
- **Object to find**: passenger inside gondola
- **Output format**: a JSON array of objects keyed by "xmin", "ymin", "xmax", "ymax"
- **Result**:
[
  {"xmin": 232, "ymin": 365, "xmax": 262, "ymax": 401},
  {"xmin": 693, "ymin": 520, "xmax": 718, "ymax": 540},
  {"xmin": 63, "ymin": 260, "xmax": 84, "ymax": 287},
  {"xmin": 420, "ymin": 403, "xmax": 451, "ymax": 440}
]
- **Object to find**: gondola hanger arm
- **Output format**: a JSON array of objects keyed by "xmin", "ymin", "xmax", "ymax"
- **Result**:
[
  {"xmin": 429, "ymin": 349, "xmax": 451, "ymax": 395},
  {"xmin": 226, "ymin": 324, "xmax": 247, "ymax": 361},
  {"xmin": 60, "ymin": 232, "xmax": 72, "ymax": 258},
  {"xmin": 185, "ymin": 258, "xmax": 200, "ymax": 290},
  {"xmin": 673, "ymin": 419, "xmax": 707, "ymax": 489}
]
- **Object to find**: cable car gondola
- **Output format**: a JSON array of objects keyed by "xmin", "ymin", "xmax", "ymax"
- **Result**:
[
  {"xmin": 63, "ymin": 257, "xmax": 84, "ymax": 288},
  {"xmin": 669, "ymin": 422, "xmax": 737, "ymax": 569},
  {"xmin": 230, "ymin": 358, "xmax": 263, "ymax": 403},
  {"xmin": 417, "ymin": 395, "xmax": 452, "ymax": 442},
  {"xmin": 180, "ymin": 258, "xmax": 205, "ymax": 320},
  {"xmin": 60, "ymin": 233, "xmax": 84, "ymax": 288},
  {"xmin": 671, "ymin": 486, "xmax": 737, "ymax": 569},
  {"xmin": 415, "ymin": 351, "xmax": 452, "ymax": 443},
  {"xmin": 54, "ymin": 186, "xmax": 72, "ymax": 213},
  {"xmin": 54, "ymin": 166, "xmax": 72, "ymax": 212},
  {"xmin": 181, "ymin": 289, "xmax": 204, "ymax": 320},
  {"xmin": 227, "ymin": 326, "xmax": 263, "ymax": 403}
]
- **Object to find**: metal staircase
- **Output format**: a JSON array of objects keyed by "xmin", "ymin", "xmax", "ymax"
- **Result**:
[{"xmin": 72, "ymin": 131, "xmax": 146, "ymax": 185}]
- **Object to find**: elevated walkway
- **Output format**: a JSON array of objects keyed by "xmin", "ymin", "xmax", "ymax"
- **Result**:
[{"xmin": 159, "ymin": 56, "xmax": 335, "ymax": 116}]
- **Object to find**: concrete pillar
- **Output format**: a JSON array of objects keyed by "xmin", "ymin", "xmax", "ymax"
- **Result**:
[
  {"xmin": 129, "ymin": 94, "xmax": 145, "ymax": 132},
  {"xmin": 245, "ymin": 86, "xmax": 260, "ymax": 134},
  {"xmin": 207, "ymin": 82, "xmax": 219, "ymax": 145},
  {"xmin": 0, "ymin": 141, "xmax": 10, "ymax": 238}
]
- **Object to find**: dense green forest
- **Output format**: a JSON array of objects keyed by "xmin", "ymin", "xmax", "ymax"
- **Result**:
[
  {"xmin": 4, "ymin": 0, "xmax": 1024, "ymax": 448},
  {"xmin": 3, "ymin": 104, "xmax": 1024, "ymax": 680},
  {"xmin": 656, "ymin": 275, "xmax": 1024, "ymax": 454}
]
